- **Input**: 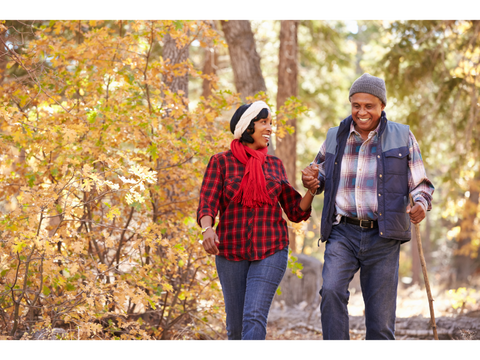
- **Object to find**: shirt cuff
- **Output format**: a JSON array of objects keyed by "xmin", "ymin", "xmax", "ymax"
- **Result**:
[
  {"xmin": 296, "ymin": 204, "xmax": 312, "ymax": 221},
  {"xmin": 413, "ymin": 196, "xmax": 428, "ymax": 212},
  {"xmin": 315, "ymin": 175, "xmax": 325, "ymax": 195},
  {"xmin": 197, "ymin": 210, "xmax": 217, "ymax": 227}
]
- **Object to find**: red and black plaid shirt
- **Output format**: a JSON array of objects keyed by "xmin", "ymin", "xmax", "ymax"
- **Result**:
[{"xmin": 197, "ymin": 150, "xmax": 311, "ymax": 261}]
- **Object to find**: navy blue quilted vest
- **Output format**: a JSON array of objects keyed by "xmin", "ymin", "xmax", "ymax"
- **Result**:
[{"xmin": 320, "ymin": 112, "xmax": 412, "ymax": 243}]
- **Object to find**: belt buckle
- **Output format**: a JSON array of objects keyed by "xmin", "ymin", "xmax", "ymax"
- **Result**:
[{"xmin": 359, "ymin": 219, "xmax": 371, "ymax": 229}]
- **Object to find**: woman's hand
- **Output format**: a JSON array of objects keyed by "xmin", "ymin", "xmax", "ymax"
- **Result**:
[
  {"xmin": 202, "ymin": 228, "xmax": 220, "ymax": 255},
  {"xmin": 299, "ymin": 165, "xmax": 320, "ymax": 211},
  {"xmin": 302, "ymin": 164, "xmax": 320, "ymax": 193}
]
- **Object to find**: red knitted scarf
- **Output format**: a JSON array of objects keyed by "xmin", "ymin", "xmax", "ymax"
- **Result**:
[{"xmin": 230, "ymin": 139, "xmax": 275, "ymax": 208}]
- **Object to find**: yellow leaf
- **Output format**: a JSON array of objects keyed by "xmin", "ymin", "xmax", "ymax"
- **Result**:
[
  {"xmin": 70, "ymin": 263, "xmax": 79, "ymax": 275},
  {"xmin": 98, "ymin": 263, "xmax": 108, "ymax": 272},
  {"xmin": 63, "ymin": 128, "xmax": 77, "ymax": 143},
  {"xmin": 72, "ymin": 242, "xmax": 83, "ymax": 253},
  {"xmin": 163, "ymin": 283, "xmax": 173, "ymax": 292},
  {"xmin": 82, "ymin": 179, "xmax": 92, "ymax": 192},
  {"xmin": 12, "ymin": 241, "xmax": 27, "ymax": 253}
]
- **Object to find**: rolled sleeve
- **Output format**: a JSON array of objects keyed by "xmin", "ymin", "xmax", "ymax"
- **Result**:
[
  {"xmin": 280, "ymin": 181, "xmax": 311, "ymax": 222},
  {"xmin": 196, "ymin": 155, "xmax": 223, "ymax": 227},
  {"xmin": 278, "ymin": 162, "xmax": 311, "ymax": 222},
  {"xmin": 311, "ymin": 141, "xmax": 327, "ymax": 195},
  {"xmin": 407, "ymin": 131, "xmax": 435, "ymax": 211}
]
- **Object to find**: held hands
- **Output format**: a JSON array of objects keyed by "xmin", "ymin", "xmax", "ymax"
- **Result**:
[
  {"xmin": 302, "ymin": 164, "xmax": 320, "ymax": 194},
  {"xmin": 406, "ymin": 202, "xmax": 426, "ymax": 225},
  {"xmin": 202, "ymin": 228, "xmax": 220, "ymax": 255}
]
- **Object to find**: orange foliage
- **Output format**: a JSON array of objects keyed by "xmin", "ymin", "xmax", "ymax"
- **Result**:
[{"xmin": 0, "ymin": 20, "xmax": 237, "ymax": 339}]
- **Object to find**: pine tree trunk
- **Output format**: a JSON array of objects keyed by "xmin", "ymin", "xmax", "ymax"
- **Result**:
[
  {"xmin": 276, "ymin": 20, "xmax": 299, "ymax": 252},
  {"xmin": 220, "ymin": 20, "xmax": 266, "ymax": 100},
  {"xmin": 276, "ymin": 20, "xmax": 298, "ymax": 187},
  {"xmin": 202, "ymin": 21, "xmax": 218, "ymax": 99}
]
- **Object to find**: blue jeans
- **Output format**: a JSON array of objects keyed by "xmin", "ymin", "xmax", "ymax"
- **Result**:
[
  {"xmin": 215, "ymin": 248, "xmax": 288, "ymax": 340},
  {"xmin": 320, "ymin": 222, "xmax": 401, "ymax": 340}
]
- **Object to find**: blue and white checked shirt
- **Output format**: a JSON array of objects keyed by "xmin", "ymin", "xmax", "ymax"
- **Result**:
[{"xmin": 313, "ymin": 121, "xmax": 434, "ymax": 224}]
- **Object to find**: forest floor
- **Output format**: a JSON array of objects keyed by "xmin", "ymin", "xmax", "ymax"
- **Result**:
[{"xmin": 266, "ymin": 284, "xmax": 480, "ymax": 340}]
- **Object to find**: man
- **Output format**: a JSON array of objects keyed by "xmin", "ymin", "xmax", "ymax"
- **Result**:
[{"xmin": 302, "ymin": 73, "xmax": 434, "ymax": 340}]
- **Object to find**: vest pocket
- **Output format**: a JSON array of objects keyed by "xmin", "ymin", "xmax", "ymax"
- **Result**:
[{"xmin": 384, "ymin": 147, "xmax": 409, "ymax": 175}]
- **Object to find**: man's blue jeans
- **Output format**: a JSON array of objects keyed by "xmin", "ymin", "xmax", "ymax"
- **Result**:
[
  {"xmin": 215, "ymin": 248, "xmax": 288, "ymax": 340},
  {"xmin": 320, "ymin": 222, "xmax": 401, "ymax": 340}
]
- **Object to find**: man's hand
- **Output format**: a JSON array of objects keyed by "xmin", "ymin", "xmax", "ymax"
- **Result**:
[
  {"xmin": 202, "ymin": 228, "xmax": 220, "ymax": 255},
  {"xmin": 407, "ymin": 202, "xmax": 426, "ymax": 225},
  {"xmin": 302, "ymin": 164, "xmax": 320, "ymax": 192}
]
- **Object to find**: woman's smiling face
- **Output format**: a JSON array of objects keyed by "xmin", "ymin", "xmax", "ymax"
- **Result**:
[{"xmin": 246, "ymin": 112, "xmax": 272, "ymax": 150}]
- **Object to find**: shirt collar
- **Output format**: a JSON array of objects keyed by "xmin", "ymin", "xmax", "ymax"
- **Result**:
[{"xmin": 349, "ymin": 119, "xmax": 382, "ymax": 140}]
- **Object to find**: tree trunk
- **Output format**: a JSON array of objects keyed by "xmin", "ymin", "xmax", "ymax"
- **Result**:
[
  {"xmin": 276, "ymin": 20, "xmax": 299, "ymax": 251},
  {"xmin": 220, "ymin": 20, "xmax": 266, "ymax": 101},
  {"xmin": 452, "ymin": 172, "xmax": 480, "ymax": 286},
  {"xmin": 276, "ymin": 20, "xmax": 298, "ymax": 188},
  {"xmin": 202, "ymin": 22, "xmax": 218, "ymax": 99},
  {"xmin": 0, "ymin": 28, "xmax": 9, "ymax": 84},
  {"xmin": 162, "ymin": 32, "xmax": 189, "ymax": 99}
]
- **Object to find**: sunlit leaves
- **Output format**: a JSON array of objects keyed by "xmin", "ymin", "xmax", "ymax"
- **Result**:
[{"xmin": 0, "ymin": 20, "xmax": 230, "ymax": 339}]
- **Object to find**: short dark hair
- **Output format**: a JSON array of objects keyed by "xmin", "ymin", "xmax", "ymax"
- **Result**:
[{"xmin": 230, "ymin": 104, "xmax": 270, "ymax": 141}]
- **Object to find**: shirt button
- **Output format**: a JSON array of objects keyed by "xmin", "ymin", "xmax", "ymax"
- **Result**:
[
  {"xmin": 399, "ymin": 153, "xmax": 402, "ymax": 156},
  {"xmin": 379, "ymin": 213, "xmax": 382, "ymax": 216},
  {"xmin": 380, "ymin": 232, "xmax": 383, "ymax": 235},
  {"xmin": 379, "ymin": 174, "xmax": 382, "ymax": 178},
  {"xmin": 378, "ymin": 193, "xmax": 381, "ymax": 196},
  {"xmin": 335, "ymin": 162, "xmax": 337, "ymax": 165},
  {"xmin": 377, "ymin": 155, "xmax": 380, "ymax": 158}
]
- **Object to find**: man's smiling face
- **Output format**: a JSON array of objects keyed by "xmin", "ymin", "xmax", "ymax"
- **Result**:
[{"xmin": 350, "ymin": 92, "xmax": 385, "ymax": 138}]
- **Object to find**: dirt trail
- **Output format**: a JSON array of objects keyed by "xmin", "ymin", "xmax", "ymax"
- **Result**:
[{"xmin": 266, "ymin": 284, "xmax": 480, "ymax": 340}]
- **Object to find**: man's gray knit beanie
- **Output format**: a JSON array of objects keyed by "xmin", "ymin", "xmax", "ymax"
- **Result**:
[{"xmin": 349, "ymin": 73, "xmax": 387, "ymax": 105}]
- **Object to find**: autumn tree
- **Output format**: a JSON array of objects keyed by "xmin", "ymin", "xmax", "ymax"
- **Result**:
[
  {"xmin": 0, "ymin": 18, "xmax": 317, "ymax": 340},
  {"xmin": 0, "ymin": 20, "xmax": 237, "ymax": 340}
]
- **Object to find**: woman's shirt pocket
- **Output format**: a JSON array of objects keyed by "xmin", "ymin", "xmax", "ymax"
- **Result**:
[
  {"xmin": 265, "ymin": 175, "xmax": 282, "ymax": 200},
  {"xmin": 224, "ymin": 176, "xmax": 242, "ymax": 201}
]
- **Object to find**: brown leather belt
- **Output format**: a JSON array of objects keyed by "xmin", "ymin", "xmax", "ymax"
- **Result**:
[{"xmin": 341, "ymin": 216, "xmax": 378, "ymax": 229}]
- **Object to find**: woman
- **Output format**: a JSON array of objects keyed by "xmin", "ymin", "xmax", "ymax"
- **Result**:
[{"xmin": 197, "ymin": 101, "xmax": 319, "ymax": 340}]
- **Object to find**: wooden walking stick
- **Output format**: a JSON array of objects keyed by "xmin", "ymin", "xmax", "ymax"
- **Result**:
[{"xmin": 409, "ymin": 194, "xmax": 439, "ymax": 340}]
